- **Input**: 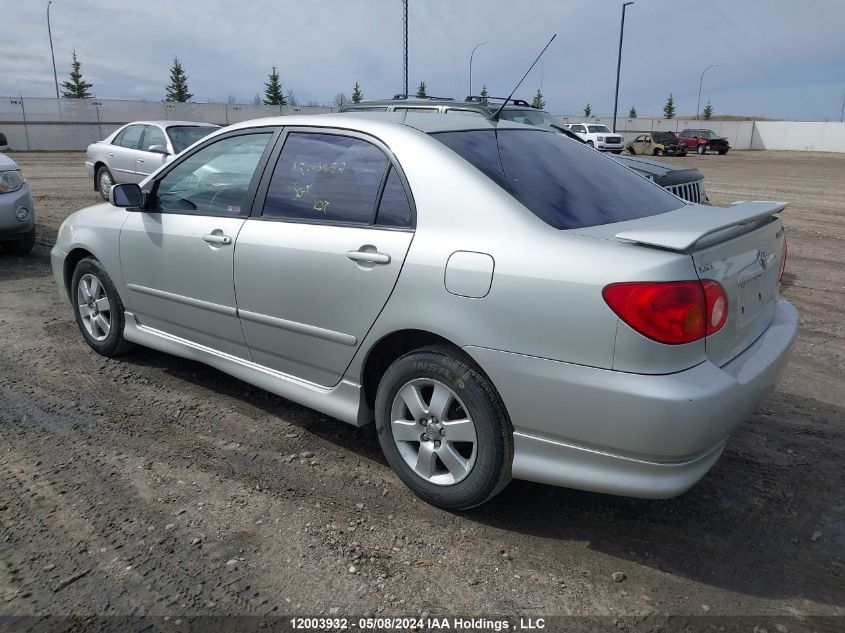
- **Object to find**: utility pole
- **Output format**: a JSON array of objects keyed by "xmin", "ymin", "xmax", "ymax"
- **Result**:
[
  {"xmin": 469, "ymin": 41, "xmax": 489, "ymax": 97},
  {"xmin": 841, "ymin": 92, "xmax": 844, "ymax": 123},
  {"xmin": 47, "ymin": 0, "xmax": 60, "ymax": 101},
  {"xmin": 402, "ymin": 0, "xmax": 408, "ymax": 96},
  {"xmin": 696, "ymin": 64, "xmax": 718, "ymax": 120},
  {"xmin": 612, "ymin": 2, "xmax": 634, "ymax": 133}
]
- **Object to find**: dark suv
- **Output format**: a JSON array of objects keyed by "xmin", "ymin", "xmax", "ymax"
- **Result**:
[{"xmin": 342, "ymin": 95, "xmax": 709, "ymax": 205}]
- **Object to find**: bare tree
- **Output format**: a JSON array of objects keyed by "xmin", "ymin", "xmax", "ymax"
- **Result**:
[{"xmin": 333, "ymin": 92, "xmax": 349, "ymax": 109}]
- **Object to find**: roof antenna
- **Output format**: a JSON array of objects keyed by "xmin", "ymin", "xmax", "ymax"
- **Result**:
[{"xmin": 490, "ymin": 33, "xmax": 556, "ymax": 121}]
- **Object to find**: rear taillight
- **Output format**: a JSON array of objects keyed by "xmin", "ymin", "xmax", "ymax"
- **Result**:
[
  {"xmin": 777, "ymin": 238, "xmax": 788, "ymax": 286},
  {"xmin": 603, "ymin": 280, "xmax": 728, "ymax": 345}
]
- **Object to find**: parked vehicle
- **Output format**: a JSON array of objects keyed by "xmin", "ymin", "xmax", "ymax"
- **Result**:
[
  {"xmin": 0, "ymin": 152, "xmax": 35, "ymax": 254},
  {"xmin": 343, "ymin": 97, "xmax": 708, "ymax": 204},
  {"xmin": 565, "ymin": 123, "xmax": 625, "ymax": 153},
  {"xmin": 52, "ymin": 114, "xmax": 796, "ymax": 509},
  {"xmin": 678, "ymin": 129, "xmax": 731, "ymax": 155},
  {"xmin": 86, "ymin": 121, "xmax": 219, "ymax": 200},
  {"xmin": 627, "ymin": 131, "xmax": 688, "ymax": 156}
]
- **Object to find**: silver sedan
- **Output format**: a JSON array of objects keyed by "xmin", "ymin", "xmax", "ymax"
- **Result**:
[
  {"xmin": 85, "ymin": 120, "xmax": 218, "ymax": 200},
  {"xmin": 52, "ymin": 114, "xmax": 797, "ymax": 509}
]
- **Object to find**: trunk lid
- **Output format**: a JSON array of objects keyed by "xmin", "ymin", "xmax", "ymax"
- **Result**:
[{"xmin": 579, "ymin": 201, "xmax": 787, "ymax": 367}]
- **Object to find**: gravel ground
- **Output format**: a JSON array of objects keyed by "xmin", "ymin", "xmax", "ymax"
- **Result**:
[{"xmin": 0, "ymin": 150, "xmax": 843, "ymax": 623}]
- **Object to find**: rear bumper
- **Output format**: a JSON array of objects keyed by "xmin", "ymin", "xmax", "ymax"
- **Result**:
[{"xmin": 465, "ymin": 300, "xmax": 798, "ymax": 498}]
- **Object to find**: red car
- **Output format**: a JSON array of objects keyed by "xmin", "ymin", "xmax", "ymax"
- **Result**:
[{"xmin": 677, "ymin": 129, "xmax": 730, "ymax": 155}]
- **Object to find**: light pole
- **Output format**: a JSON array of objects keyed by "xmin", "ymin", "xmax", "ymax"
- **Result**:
[
  {"xmin": 612, "ymin": 2, "xmax": 634, "ymax": 133},
  {"xmin": 47, "ymin": 0, "xmax": 60, "ymax": 101},
  {"xmin": 469, "ymin": 41, "xmax": 489, "ymax": 98},
  {"xmin": 696, "ymin": 64, "xmax": 718, "ymax": 120}
]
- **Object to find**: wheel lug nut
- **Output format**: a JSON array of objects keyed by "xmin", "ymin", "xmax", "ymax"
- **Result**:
[{"xmin": 434, "ymin": 440, "xmax": 441, "ymax": 448}]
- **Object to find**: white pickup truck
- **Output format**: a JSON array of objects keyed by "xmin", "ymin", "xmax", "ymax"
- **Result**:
[{"xmin": 566, "ymin": 123, "xmax": 624, "ymax": 153}]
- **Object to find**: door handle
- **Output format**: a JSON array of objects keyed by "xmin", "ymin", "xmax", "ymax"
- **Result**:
[
  {"xmin": 137, "ymin": 158, "xmax": 145, "ymax": 163},
  {"xmin": 203, "ymin": 233, "xmax": 232, "ymax": 245},
  {"xmin": 347, "ymin": 250, "xmax": 390, "ymax": 265}
]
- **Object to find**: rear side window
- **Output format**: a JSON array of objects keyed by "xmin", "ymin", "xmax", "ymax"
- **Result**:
[
  {"xmin": 114, "ymin": 125, "xmax": 144, "ymax": 149},
  {"xmin": 375, "ymin": 168, "xmax": 413, "ymax": 227},
  {"xmin": 433, "ymin": 129, "xmax": 683, "ymax": 230},
  {"xmin": 263, "ymin": 133, "xmax": 389, "ymax": 224}
]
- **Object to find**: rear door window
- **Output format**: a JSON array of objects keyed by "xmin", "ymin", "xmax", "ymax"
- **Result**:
[
  {"xmin": 263, "ymin": 132, "xmax": 390, "ymax": 225},
  {"xmin": 433, "ymin": 129, "xmax": 684, "ymax": 230},
  {"xmin": 115, "ymin": 125, "xmax": 144, "ymax": 149},
  {"xmin": 375, "ymin": 167, "xmax": 413, "ymax": 227}
]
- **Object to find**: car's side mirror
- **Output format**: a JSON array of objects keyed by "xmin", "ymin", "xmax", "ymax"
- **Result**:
[
  {"xmin": 109, "ymin": 183, "xmax": 144, "ymax": 208},
  {"xmin": 147, "ymin": 144, "xmax": 169, "ymax": 155}
]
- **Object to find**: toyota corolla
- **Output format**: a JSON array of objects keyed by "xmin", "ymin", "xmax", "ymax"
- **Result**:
[{"xmin": 51, "ymin": 114, "xmax": 797, "ymax": 509}]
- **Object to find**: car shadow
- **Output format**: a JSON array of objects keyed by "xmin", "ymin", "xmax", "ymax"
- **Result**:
[{"xmin": 117, "ymin": 346, "xmax": 843, "ymax": 606}]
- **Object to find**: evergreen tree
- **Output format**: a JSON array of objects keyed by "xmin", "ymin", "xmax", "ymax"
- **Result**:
[
  {"xmin": 628, "ymin": 105, "xmax": 637, "ymax": 118},
  {"xmin": 479, "ymin": 84, "xmax": 489, "ymax": 106},
  {"xmin": 702, "ymin": 101, "xmax": 714, "ymax": 120},
  {"xmin": 416, "ymin": 81, "xmax": 427, "ymax": 98},
  {"xmin": 583, "ymin": 103, "xmax": 592, "ymax": 117},
  {"xmin": 531, "ymin": 88, "xmax": 545, "ymax": 109},
  {"xmin": 663, "ymin": 94, "xmax": 676, "ymax": 119},
  {"xmin": 165, "ymin": 57, "xmax": 192, "ymax": 102},
  {"xmin": 60, "ymin": 50, "xmax": 93, "ymax": 99},
  {"xmin": 263, "ymin": 66, "xmax": 285, "ymax": 106},
  {"xmin": 351, "ymin": 81, "xmax": 363, "ymax": 103}
]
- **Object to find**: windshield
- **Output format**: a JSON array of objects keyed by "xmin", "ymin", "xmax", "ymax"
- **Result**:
[
  {"xmin": 698, "ymin": 130, "xmax": 717, "ymax": 139},
  {"xmin": 433, "ymin": 129, "xmax": 684, "ymax": 230},
  {"xmin": 588, "ymin": 125, "xmax": 612, "ymax": 133},
  {"xmin": 167, "ymin": 126, "xmax": 217, "ymax": 153}
]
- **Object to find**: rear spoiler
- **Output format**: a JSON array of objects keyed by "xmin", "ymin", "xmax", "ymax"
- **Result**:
[{"xmin": 615, "ymin": 201, "xmax": 787, "ymax": 252}]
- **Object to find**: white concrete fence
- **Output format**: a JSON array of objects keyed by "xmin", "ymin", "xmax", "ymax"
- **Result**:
[{"xmin": 1, "ymin": 96, "xmax": 844, "ymax": 152}]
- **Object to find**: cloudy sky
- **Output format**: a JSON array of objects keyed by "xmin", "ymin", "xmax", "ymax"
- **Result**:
[{"xmin": 3, "ymin": 0, "xmax": 844, "ymax": 120}]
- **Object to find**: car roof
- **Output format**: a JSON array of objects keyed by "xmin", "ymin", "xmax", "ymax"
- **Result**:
[
  {"xmin": 121, "ymin": 120, "xmax": 219, "ymax": 128},
  {"xmin": 222, "ymin": 112, "xmax": 533, "ymax": 135}
]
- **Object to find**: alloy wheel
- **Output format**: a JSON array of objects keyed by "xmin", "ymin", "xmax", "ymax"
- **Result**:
[
  {"xmin": 390, "ymin": 378, "xmax": 478, "ymax": 486},
  {"xmin": 77, "ymin": 273, "xmax": 111, "ymax": 341}
]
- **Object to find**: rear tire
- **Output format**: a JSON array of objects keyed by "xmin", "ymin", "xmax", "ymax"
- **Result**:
[
  {"xmin": 96, "ymin": 165, "xmax": 114, "ymax": 201},
  {"xmin": 71, "ymin": 257, "xmax": 133, "ymax": 357},
  {"xmin": 697, "ymin": 144, "xmax": 708, "ymax": 155},
  {"xmin": 374, "ymin": 345, "xmax": 513, "ymax": 510},
  {"xmin": 4, "ymin": 228, "xmax": 35, "ymax": 254}
]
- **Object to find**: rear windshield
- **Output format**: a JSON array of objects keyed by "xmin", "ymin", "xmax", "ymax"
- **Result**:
[
  {"xmin": 432, "ymin": 129, "xmax": 684, "ymax": 230},
  {"xmin": 167, "ymin": 126, "xmax": 217, "ymax": 153}
]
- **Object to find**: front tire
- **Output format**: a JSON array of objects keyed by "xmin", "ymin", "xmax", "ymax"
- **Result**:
[
  {"xmin": 586, "ymin": 140, "xmax": 594, "ymax": 148},
  {"xmin": 374, "ymin": 345, "xmax": 513, "ymax": 510},
  {"xmin": 697, "ymin": 144, "xmax": 708, "ymax": 155},
  {"xmin": 71, "ymin": 257, "xmax": 132, "ymax": 356},
  {"xmin": 718, "ymin": 149, "xmax": 728, "ymax": 155},
  {"xmin": 96, "ymin": 165, "xmax": 114, "ymax": 201}
]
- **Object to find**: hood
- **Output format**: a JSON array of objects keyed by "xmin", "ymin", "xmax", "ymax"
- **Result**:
[
  {"xmin": 614, "ymin": 155, "xmax": 702, "ymax": 187},
  {"xmin": 0, "ymin": 153, "xmax": 20, "ymax": 171},
  {"xmin": 651, "ymin": 131, "xmax": 680, "ymax": 145}
]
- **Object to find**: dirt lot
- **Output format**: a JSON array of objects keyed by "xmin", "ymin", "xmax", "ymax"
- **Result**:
[{"xmin": 0, "ymin": 151, "xmax": 843, "ymax": 625}]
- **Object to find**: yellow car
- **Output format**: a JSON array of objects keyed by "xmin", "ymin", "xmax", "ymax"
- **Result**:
[{"xmin": 626, "ymin": 131, "xmax": 688, "ymax": 157}]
